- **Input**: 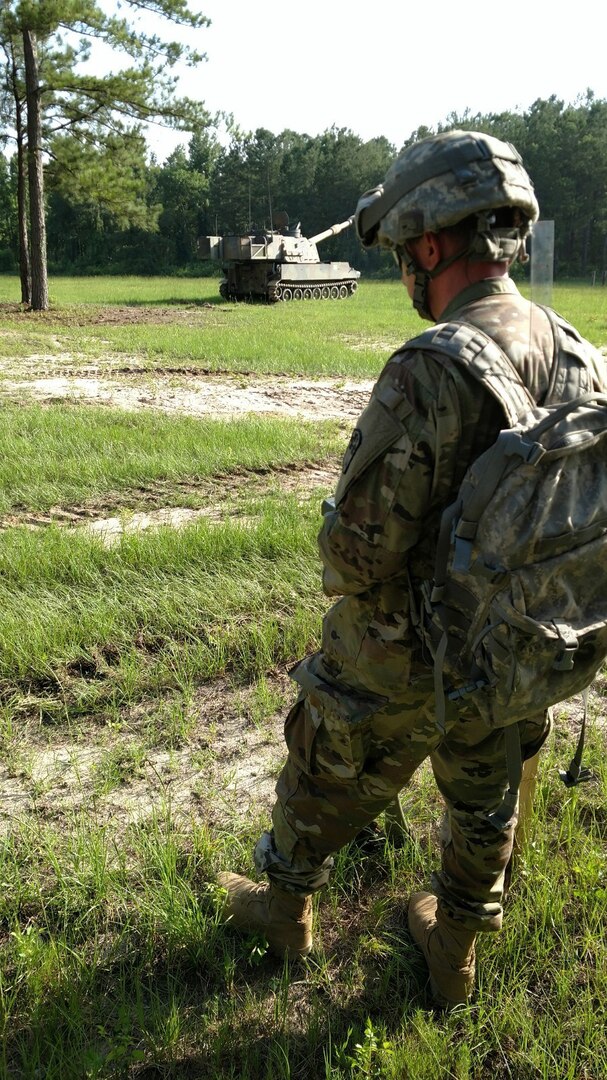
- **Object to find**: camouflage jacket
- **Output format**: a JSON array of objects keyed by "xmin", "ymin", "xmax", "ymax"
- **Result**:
[{"xmin": 317, "ymin": 277, "xmax": 607, "ymax": 698}]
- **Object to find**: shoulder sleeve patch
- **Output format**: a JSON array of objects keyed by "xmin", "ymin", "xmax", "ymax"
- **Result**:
[
  {"xmin": 342, "ymin": 427, "xmax": 363, "ymax": 474},
  {"xmin": 334, "ymin": 393, "xmax": 409, "ymax": 505}
]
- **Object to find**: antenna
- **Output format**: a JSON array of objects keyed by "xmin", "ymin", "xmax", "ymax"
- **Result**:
[{"xmin": 267, "ymin": 168, "xmax": 273, "ymax": 232}]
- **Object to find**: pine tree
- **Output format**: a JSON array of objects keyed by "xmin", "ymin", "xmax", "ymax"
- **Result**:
[{"xmin": 0, "ymin": 0, "xmax": 211, "ymax": 309}]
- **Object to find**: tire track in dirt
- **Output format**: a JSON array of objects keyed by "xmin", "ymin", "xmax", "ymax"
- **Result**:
[
  {"xmin": 0, "ymin": 462, "xmax": 340, "ymax": 539},
  {"xmin": 0, "ymin": 359, "xmax": 354, "ymax": 538}
]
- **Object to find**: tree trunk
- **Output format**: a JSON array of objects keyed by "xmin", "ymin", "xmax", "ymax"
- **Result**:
[
  {"xmin": 10, "ymin": 42, "xmax": 30, "ymax": 304},
  {"xmin": 16, "ymin": 125, "xmax": 31, "ymax": 305},
  {"xmin": 23, "ymin": 28, "xmax": 48, "ymax": 311},
  {"xmin": 581, "ymin": 218, "xmax": 592, "ymax": 277}
]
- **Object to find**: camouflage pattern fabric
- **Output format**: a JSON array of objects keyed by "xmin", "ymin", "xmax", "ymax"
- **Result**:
[
  {"xmin": 317, "ymin": 279, "xmax": 605, "ymax": 697},
  {"xmin": 255, "ymin": 652, "xmax": 549, "ymax": 930},
  {"xmin": 253, "ymin": 278, "xmax": 606, "ymax": 932},
  {"xmin": 372, "ymin": 131, "xmax": 539, "ymax": 251}
]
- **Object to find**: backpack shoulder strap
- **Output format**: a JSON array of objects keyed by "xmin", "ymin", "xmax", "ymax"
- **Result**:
[
  {"xmin": 406, "ymin": 320, "xmax": 535, "ymax": 427},
  {"xmin": 539, "ymin": 304, "xmax": 606, "ymax": 402}
]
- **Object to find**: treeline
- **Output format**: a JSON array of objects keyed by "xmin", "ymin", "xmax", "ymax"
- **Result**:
[{"xmin": 0, "ymin": 91, "xmax": 605, "ymax": 279}]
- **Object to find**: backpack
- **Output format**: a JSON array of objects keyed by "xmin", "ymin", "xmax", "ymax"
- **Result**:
[{"xmin": 407, "ymin": 314, "xmax": 607, "ymax": 827}]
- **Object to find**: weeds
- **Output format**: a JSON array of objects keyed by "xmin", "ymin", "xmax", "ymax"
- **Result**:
[{"xmin": 1, "ymin": 730, "xmax": 605, "ymax": 1079}]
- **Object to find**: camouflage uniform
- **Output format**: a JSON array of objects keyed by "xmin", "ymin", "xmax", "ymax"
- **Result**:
[{"xmin": 254, "ymin": 277, "xmax": 606, "ymax": 932}]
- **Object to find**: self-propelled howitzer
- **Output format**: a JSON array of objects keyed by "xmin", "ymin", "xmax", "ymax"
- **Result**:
[{"xmin": 197, "ymin": 213, "xmax": 360, "ymax": 302}]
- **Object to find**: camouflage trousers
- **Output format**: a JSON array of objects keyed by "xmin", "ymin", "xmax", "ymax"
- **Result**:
[{"xmin": 254, "ymin": 652, "xmax": 549, "ymax": 932}]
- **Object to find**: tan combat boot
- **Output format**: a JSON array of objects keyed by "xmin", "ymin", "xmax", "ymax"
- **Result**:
[
  {"xmin": 217, "ymin": 872, "xmax": 313, "ymax": 958},
  {"xmin": 408, "ymin": 891, "xmax": 476, "ymax": 1007}
]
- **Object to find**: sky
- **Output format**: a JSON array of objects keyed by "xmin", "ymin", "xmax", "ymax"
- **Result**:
[{"xmin": 140, "ymin": 0, "xmax": 607, "ymax": 163}]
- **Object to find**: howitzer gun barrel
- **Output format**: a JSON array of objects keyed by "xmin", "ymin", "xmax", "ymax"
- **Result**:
[{"xmin": 309, "ymin": 217, "xmax": 354, "ymax": 245}]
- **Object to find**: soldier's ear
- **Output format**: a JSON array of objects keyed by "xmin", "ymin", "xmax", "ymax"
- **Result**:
[
  {"xmin": 416, "ymin": 231, "xmax": 442, "ymax": 271},
  {"xmin": 406, "ymin": 232, "xmax": 441, "ymax": 272}
]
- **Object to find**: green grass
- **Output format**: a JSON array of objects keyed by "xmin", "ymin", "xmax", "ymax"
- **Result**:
[
  {"xmin": 546, "ymin": 282, "xmax": 607, "ymax": 343},
  {"xmin": 0, "ymin": 276, "xmax": 408, "ymax": 376},
  {"xmin": 0, "ymin": 728, "xmax": 605, "ymax": 1079},
  {"xmin": 0, "ymin": 495, "xmax": 326, "ymax": 715},
  {"xmin": 0, "ymin": 277, "xmax": 605, "ymax": 1078},
  {"xmin": 0, "ymin": 404, "xmax": 343, "ymax": 513},
  {"xmin": 0, "ymin": 275, "xmax": 605, "ymax": 375}
]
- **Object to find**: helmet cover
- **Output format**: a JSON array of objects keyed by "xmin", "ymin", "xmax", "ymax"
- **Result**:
[{"xmin": 355, "ymin": 129, "xmax": 539, "ymax": 252}]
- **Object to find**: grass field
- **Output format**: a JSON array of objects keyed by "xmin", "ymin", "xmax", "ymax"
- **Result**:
[
  {"xmin": 0, "ymin": 276, "xmax": 606, "ymax": 1079},
  {"xmin": 0, "ymin": 275, "xmax": 606, "ymax": 374}
]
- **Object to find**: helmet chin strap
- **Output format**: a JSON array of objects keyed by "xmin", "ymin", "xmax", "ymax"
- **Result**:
[
  {"xmin": 406, "ymin": 246, "xmax": 469, "ymax": 321},
  {"xmin": 410, "ymin": 268, "xmax": 434, "ymax": 321},
  {"xmin": 406, "ymin": 225, "xmax": 529, "ymax": 320}
]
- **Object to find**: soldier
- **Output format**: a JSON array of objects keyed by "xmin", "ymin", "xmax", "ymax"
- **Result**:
[{"xmin": 218, "ymin": 130, "xmax": 607, "ymax": 1006}]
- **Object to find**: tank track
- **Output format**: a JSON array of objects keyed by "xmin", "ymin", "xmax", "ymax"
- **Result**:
[{"xmin": 268, "ymin": 279, "xmax": 358, "ymax": 303}]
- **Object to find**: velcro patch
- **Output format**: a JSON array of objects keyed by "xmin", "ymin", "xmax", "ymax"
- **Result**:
[{"xmin": 342, "ymin": 428, "xmax": 362, "ymax": 473}]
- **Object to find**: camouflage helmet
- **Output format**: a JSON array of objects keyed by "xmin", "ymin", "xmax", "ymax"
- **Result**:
[{"xmin": 355, "ymin": 129, "xmax": 539, "ymax": 258}]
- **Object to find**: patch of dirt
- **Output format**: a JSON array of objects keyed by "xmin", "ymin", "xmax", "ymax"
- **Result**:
[
  {"xmin": 0, "ymin": 301, "xmax": 218, "ymax": 325},
  {"xmin": 56, "ymin": 504, "xmax": 257, "ymax": 544},
  {"xmin": 0, "ymin": 674, "xmax": 294, "ymax": 835},
  {"xmin": 0, "ymin": 371, "xmax": 375, "ymax": 421},
  {"xmin": 2, "ymin": 674, "xmax": 604, "ymax": 838},
  {"xmin": 340, "ymin": 334, "xmax": 403, "ymax": 353}
]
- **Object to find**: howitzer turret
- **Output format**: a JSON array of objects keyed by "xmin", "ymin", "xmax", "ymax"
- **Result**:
[{"xmin": 198, "ymin": 212, "xmax": 360, "ymax": 302}]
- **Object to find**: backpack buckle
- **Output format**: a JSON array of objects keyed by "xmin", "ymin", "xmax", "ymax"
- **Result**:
[
  {"xmin": 553, "ymin": 647, "xmax": 578, "ymax": 672},
  {"xmin": 552, "ymin": 620, "xmax": 579, "ymax": 671},
  {"xmin": 447, "ymin": 678, "xmax": 487, "ymax": 701}
]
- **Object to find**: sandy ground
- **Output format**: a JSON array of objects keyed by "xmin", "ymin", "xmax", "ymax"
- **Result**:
[
  {"xmin": 0, "ymin": 343, "xmax": 365, "ymax": 832},
  {"xmin": 0, "ymin": 676, "xmax": 294, "ymax": 836},
  {"xmin": 2, "ymin": 674, "xmax": 604, "ymax": 838},
  {"xmin": 0, "ymin": 367, "xmax": 375, "ymax": 421}
]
